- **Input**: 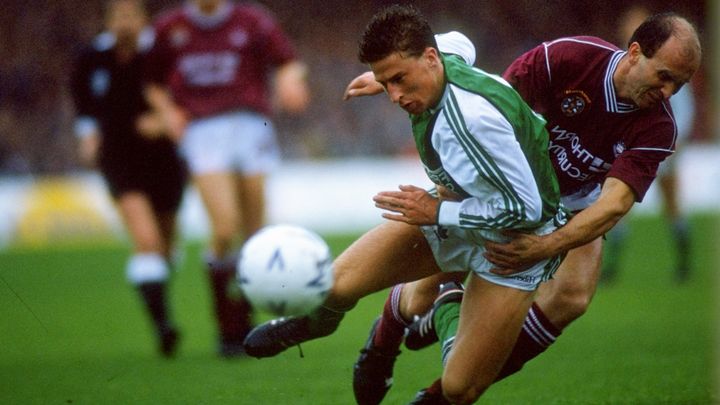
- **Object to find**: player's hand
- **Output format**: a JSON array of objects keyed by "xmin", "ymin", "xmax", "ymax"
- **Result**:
[
  {"xmin": 373, "ymin": 184, "xmax": 439, "ymax": 225},
  {"xmin": 136, "ymin": 112, "xmax": 166, "ymax": 139},
  {"xmin": 484, "ymin": 231, "xmax": 549, "ymax": 274},
  {"xmin": 343, "ymin": 71, "xmax": 384, "ymax": 100},
  {"xmin": 136, "ymin": 108, "xmax": 187, "ymax": 143}
]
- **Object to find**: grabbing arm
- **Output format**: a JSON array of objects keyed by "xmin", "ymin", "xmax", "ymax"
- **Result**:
[{"xmin": 484, "ymin": 177, "xmax": 636, "ymax": 273}]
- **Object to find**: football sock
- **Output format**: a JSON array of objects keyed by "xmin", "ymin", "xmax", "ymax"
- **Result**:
[
  {"xmin": 425, "ymin": 378, "xmax": 443, "ymax": 395},
  {"xmin": 495, "ymin": 302, "xmax": 560, "ymax": 381},
  {"xmin": 138, "ymin": 281, "xmax": 173, "ymax": 334},
  {"xmin": 126, "ymin": 254, "xmax": 174, "ymax": 334},
  {"xmin": 433, "ymin": 300, "xmax": 461, "ymax": 366},
  {"xmin": 207, "ymin": 256, "xmax": 252, "ymax": 344},
  {"xmin": 372, "ymin": 284, "xmax": 407, "ymax": 351},
  {"xmin": 672, "ymin": 218, "xmax": 690, "ymax": 281}
]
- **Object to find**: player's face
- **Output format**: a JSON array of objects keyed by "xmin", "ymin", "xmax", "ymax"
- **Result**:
[
  {"xmin": 106, "ymin": 0, "xmax": 146, "ymax": 44},
  {"xmin": 194, "ymin": 0, "xmax": 224, "ymax": 14},
  {"xmin": 624, "ymin": 36, "xmax": 699, "ymax": 109},
  {"xmin": 369, "ymin": 48, "xmax": 444, "ymax": 115}
]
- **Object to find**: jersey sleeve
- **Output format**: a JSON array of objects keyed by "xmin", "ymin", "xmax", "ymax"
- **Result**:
[
  {"xmin": 69, "ymin": 49, "xmax": 100, "ymax": 138},
  {"xmin": 436, "ymin": 92, "xmax": 544, "ymax": 229},
  {"xmin": 252, "ymin": 6, "xmax": 297, "ymax": 67},
  {"xmin": 436, "ymin": 31, "xmax": 476, "ymax": 65},
  {"xmin": 607, "ymin": 120, "xmax": 675, "ymax": 201},
  {"xmin": 502, "ymin": 43, "xmax": 553, "ymax": 115},
  {"xmin": 143, "ymin": 20, "xmax": 175, "ymax": 86}
]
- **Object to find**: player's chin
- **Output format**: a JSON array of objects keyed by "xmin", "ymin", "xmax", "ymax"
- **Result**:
[{"xmin": 401, "ymin": 102, "xmax": 423, "ymax": 115}]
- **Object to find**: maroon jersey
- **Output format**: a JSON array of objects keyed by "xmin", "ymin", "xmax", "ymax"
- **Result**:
[
  {"xmin": 503, "ymin": 36, "xmax": 677, "ymax": 202},
  {"xmin": 146, "ymin": 2, "xmax": 297, "ymax": 118}
]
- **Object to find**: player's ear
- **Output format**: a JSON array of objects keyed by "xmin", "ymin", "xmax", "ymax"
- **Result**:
[
  {"xmin": 424, "ymin": 47, "xmax": 441, "ymax": 67},
  {"xmin": 627, "ymin": 42, "xmax": 643, "ymax": 64}
]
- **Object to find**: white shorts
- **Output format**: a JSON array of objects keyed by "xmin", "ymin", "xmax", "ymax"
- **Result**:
[
  {"xmin": 180, "ymin": 111, "xmax": 280, "ymax": 176},
  {"xmin": 561, "ymin": 183, "xmax": 601, "ymax": 212},
  {"xmin": 420, "ymin": 219, "xmax": 563, "ymax": 291}
]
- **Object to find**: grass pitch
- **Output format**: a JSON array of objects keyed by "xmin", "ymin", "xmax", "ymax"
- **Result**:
[{"xmin": 1, "ymin": 214, "xmax": 717, "ymax": 404}]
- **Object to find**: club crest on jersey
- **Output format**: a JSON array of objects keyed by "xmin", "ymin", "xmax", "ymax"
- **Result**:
[
  {"xmin": 613, "ymin": 141, "xmax": 626, "ymax": 157},
  {"xmin": 560, "ymin": 90, "xmax": 590, "ymax": 117},
  {"xmin": 170, "ymin": 27, "xmax": 190, "ymax": 48}
]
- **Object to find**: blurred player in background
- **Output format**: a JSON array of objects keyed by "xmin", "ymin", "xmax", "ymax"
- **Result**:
[
  {"xmin": 343, "ymin": 12, "xmax": 701, "ymax": 404},
  {"xmin": 143, "ymin": 0, "xmax": 310, "ymax": 357},
  {"xmin": 603, "ymin": 5, "xmax": 695, "ymax": 283},
  {"xmin": 70, "ymin": 0, "xmax": 187, "ymax": 357}
]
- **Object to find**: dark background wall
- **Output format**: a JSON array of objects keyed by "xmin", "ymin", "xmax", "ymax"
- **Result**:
[{"xmin": 0, "ymin": 0, "xmax": 709, "ymax": 174}]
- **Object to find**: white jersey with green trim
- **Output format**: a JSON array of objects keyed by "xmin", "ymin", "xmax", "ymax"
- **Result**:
[{"xmin": 411, "ymin": 55, "xmax": 565, "ymax": 236}]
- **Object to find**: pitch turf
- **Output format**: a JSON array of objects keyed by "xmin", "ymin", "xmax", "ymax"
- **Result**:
[{"xmin": 1, "ymin": 213, "xmax": 717, "ymax": 404}]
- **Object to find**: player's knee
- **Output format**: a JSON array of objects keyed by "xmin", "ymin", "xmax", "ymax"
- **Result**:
[
  {"xmin": 550, "ymin": 283, "xmax": 593, "ymax": 323},
  {"xmin": 402, "ymin": 286, "xmax": 436, "ymax": 317},
  {"xmin": 442, "ymin": 376, "xmax": 489, "ymax": 405}
]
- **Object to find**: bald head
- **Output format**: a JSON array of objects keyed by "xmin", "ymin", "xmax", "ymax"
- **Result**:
[{"xmin": 629, "ymin": 13, "xmax": 701, "ymax": 65}]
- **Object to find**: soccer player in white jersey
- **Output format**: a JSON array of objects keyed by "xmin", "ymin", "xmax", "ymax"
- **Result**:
[
  {"xmin": 344, "ymin": 11, "xmax": 702, "ymax": 405},
  {"xmin": 243, "ymin": 5, "xmax": 569, "ymax": 404}
]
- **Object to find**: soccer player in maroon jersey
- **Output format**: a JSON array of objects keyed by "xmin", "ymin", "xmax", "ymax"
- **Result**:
[
  {"xmin": 604, "ymin": 5, "xmax": 696, "ymax": 284},
  {"xmin": 70, "ymin": 0, "xmax": 187, "ymax": 357},
  {"xmin": 344, "ymin": 12, "xmax": 701, "ymax": 404},
  {"xmin": 143, "ymin": 0, "xmax": 309, "ymax": 357}
]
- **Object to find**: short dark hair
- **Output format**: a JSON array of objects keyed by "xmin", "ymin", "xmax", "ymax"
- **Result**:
[
  {"xmin": 629, "ymin": 12, "xmax": 693, "ymax": 58},
  {"xmin": 358, "ymin": 4, "xmax": 437, "ymax": 64}
]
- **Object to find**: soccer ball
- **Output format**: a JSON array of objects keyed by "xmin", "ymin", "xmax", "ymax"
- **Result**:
[{"xmin": 237, "ymin": 224, "xmax": 333, "ymax": 317}]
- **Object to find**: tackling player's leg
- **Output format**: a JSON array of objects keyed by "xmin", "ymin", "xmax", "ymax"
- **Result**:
[
  {"xmin": 195, "ymin": 172, "xmax": 254, "ymax": 356},
  {"xmin": 440, "ymin": 273, "xmax": 535, "ymax": 404},
  {"xmin": 352, "ymin": 273, "xmax": 463, "ymax": 405},
  {"xmin": 407, "ymin": 237, "xmax": 603, "ymax": 398}
]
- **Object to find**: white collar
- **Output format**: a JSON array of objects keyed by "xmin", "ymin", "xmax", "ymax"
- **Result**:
[{"xmin": 604, "ymin": 50, "xmax": 639, "ymax": 113}]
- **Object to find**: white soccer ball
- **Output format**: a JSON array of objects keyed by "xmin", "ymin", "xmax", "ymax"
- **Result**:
[{"xmin": 237, "ymin": 224, "xmax": 333, "ymax": 317}]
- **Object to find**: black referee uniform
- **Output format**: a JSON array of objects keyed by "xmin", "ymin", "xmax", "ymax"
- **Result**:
[{"xmin": 70, "ymin": 31, "xmax": 186, "ymax": 213}]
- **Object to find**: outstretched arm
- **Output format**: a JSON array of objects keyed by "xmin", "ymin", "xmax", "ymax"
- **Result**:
[{"xmin": 485, "ymin": 177, "xmax": 636, "ymax": 273}]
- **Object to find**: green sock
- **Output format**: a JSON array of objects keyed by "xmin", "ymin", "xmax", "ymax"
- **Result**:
[{"xmin": 434, "ymin": 301, "xmax": 461, "ymax": 365}]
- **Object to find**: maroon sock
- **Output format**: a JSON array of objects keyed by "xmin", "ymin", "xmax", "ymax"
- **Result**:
[
  {"xmin": 425, "ymin": 378, "xmax": 443, "ymax": 395},
  {"xmin": 496, "ymin": 302, "xmax": 561, "ymax": 381},
  {"xmin": 208, "ymin": 257, "xmax": 252, "ymax": 344},
  {"xmin": 371, "ymin": 284, "xmax": 407, "ymax": 352}
]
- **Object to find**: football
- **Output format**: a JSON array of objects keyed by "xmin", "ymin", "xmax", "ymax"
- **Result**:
[{"xmin": 237, "ymin": 224, "xmax": 334, "ymax": 317}]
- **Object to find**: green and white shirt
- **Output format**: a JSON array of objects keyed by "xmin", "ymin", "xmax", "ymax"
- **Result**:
[{"xmin": 411, "ymin": 54, "xmax": 565, "ymax": 233}]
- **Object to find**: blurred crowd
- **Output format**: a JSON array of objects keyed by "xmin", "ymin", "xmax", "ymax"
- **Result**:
[{"xmin": 0, "ymin": 0, "xmax": 709, "ymax": 175}]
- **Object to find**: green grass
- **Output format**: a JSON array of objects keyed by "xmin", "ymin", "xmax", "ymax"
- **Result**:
[{"xmin": 0, "ymin": 214, "xmax": 717, "ymax": 404}]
